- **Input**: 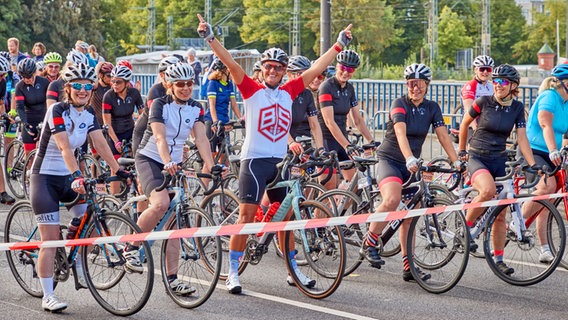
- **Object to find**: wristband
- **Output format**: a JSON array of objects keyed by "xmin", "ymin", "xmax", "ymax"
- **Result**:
[
  {"xmin": 208, "ymin": 36, "xmax": 215, "ymax": 43},
  {"xmin": 333, "ymin": 43, "xmax": 342, "ymax": 53},
  {"xmin": 71, "ymin": 170, "xmax": 83, "ymax": 180}
]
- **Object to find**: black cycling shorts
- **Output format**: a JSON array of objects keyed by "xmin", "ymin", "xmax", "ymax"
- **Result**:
[
  {"xmin": 30, "ymin": 174, "xmax": 79, "ymax": 216},
  {"xmin": 323, "ymin": 137, "xmax": 349, "ymax": 161},
  {"xmin": 375, "ymin": 158, "xmax": 417, "ymax": 200},
  {"xmin": 468, "ymin": 150, "xmax": 507, "ymax": 182},
  {"xmin": 238, "ymin": 157, "xmax": 287, "ymax": 204},
  {"xmin": 135, "ymin": 154, "xmax": 174, "ymax": 197}
]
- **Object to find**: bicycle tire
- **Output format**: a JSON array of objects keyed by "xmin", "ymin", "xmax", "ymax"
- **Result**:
[
  {"xmin": 200, "ymin": 189, "xmax": 240, "ymax": 280},
  {"xmin": 316, "ymin": 189, "xmax": 364, "ymax": 276},
  {"xmin": 4, "ymin": 201, "xmax": 57, "ymax": 297},
  {"xmin": 4, "ymin": 140, "xmax": 26, "ymax": 199},
  {"xmin": 427, "ymin": 157, "xmax": 461, "ymax": 192},
  {"xmin": 369, "ymin": 192, "xmax": 402, "ymax": 258},
  {"xmin": 552, "ymin": 197, "xmax": 568, "ymax": 270},
  {"xmin": 283, "ymin": 200, "xmax": 346, "ymax": 299},
  {"xmin": 82, "ymin": 211, "xmax": 154, "ymax": 316},
  {"xmin": 161, "ymin": 206, "xmax": 221, "ymax": 309},
  {"xmin": 23, "ymin": 148, "xmax": 36, "ymax": 199},
  {"xmin": 407, "ymin": 197, "xmax": 469, "ymax": 294},
  {"xmin": 484, "ymin": 200, "xmax": 565, "ymax": 286}
]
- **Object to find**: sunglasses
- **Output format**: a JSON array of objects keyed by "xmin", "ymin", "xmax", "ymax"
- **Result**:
[
  {"xmin": 493, "ymin": 78, "xmax": 510, "ymax": 86},
  {"xmin": 478, "ymin": 67, "xmax": 492, "ymax": 73},
  {"xmin": 47, "ymin": 65, "xmax": 60, "ymax": 69},
  {"xmin": 263, "ymin": 63, "xmax": 285, "ymax": 72},
  {"xmin": 338, "ymin": 65, "xmax": 356, "ymax": 73},
  {"xmin": 70, "ymin": 82, "xmax": 94, "ymax": 91},
  {"xmin": 111, "ymin": 79, "xmax": 125, "ymax": 85},
  {"xmin": 174, "ymin": 80, "xmax": 194, "ymax": 88},
  {"xmin": 407, "ymin": 80, "xmax": 426, "ymax": 89}
]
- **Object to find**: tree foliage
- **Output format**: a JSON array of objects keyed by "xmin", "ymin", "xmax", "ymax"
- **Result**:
[
  {"xmin": 490, "ymin": 0, "xmax": 527, "ymax": 65},
  {"xmin": 437, "ymin": 6, "xmax": 472, "ymax": 67}
]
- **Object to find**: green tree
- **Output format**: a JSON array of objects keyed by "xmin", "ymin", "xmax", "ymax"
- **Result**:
[
  {"xmin": 0, "ymin": 0, "xmax": 28, "ymax": 50},
  {"xmin": 513, "ymin": 0, "xmax": 566, "ymax": 64},
  {"xmin": 240, "ymin": 0, "xmax": 291, "ymax": 49},
  {"xmin": 437, "ymin": 6, "xmax": 472, "ymax": 67},
  {"xmin": 490, "ymin": 0, "xmax": 527, "ymax": 64}
]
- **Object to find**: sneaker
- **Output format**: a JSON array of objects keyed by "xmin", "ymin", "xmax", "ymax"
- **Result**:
[
  {"xmin": 359, "ymin": 245, "xmax": 385, "ymax": 269},
  {"xmin": 496, "ymin": 261, "xmax": 514, "ymax": 275},
  {"xmin": 287, "ymin": 269, "xmax": 316, "ymax": 288},
  {"xmin": 402, "ymin": 268, "xmax": 431, "ymax": 282},
  {"xmin": 122, "ymin": 246, "xmax": 144, "ymax": 274},
  {"xmin": 539, "ymin": 251, "xmax": 554, "ymax": 264},
  {"xmin": 226, "ymin": 273, "xmax": 242, "ymax": 294},
  {"xmin": 42, "ymin": 294, "xmax": 68, "ymax": 312},
  {"xmin": 169, "ymin": 278, "xmax": 196, "ymax": 296},
  {"xmin": 0, "ymin": 192, "xmax": 15, "ymax": 205}
]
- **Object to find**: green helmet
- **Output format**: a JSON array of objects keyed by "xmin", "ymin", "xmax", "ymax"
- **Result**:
[{"xmin": 44, "ymin": 52, "xmax": 62, "ymax": 64}]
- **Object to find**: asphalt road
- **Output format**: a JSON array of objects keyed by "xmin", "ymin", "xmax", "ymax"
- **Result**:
[{"xmin": 0, "ymin": 202, "xmax": 567, "ymax": 320}]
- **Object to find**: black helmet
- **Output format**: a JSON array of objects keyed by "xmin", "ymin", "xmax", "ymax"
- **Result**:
[
  {"xmin": 287, "ymin": 55, "xmax": 311, "ymax": 72},
  {"xmin": 211, "ymin": 58, "xmax": 226, "ymax": 71},
  {"xmin": 261, "ymin": 48, "xmax": 288, "ymax": 66},
  {"xmin": 336, "ymin": 50, "xmax": 360, "ymax": 68},
  {"xmin": 492, "ymin": 64, "xmax": 520, "ymax": 84},
  {"xmin": 404, "ymin": 63, "xmax": 432, "ymax": 81},
  {"xmin": 18, "ymin": 58, "xmax": 37, "ymax": 78}
]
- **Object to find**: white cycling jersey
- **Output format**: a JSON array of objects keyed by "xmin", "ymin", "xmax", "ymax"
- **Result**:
[
  {"xmin": 237, "ymin": 75, "xmax": 305, "ymax": 160},
  {"xmin": 461, "ymin": 78, "xmax": 494, "ymax": 102}
]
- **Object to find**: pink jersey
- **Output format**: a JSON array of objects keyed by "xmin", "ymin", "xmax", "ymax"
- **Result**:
[{"xmin": 237, "ymin": 75, "xmax": 305, "ymax": 160}]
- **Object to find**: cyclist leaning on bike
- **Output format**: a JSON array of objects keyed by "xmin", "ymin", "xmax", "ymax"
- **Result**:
[
  {"xmin": 521, "ymin": 64, "xmax": 568, "ymax": 263},
  {"xmin": 458, "ymin": 64, "xmax": 537, "ymax": 276},
  {"xmin": 123, "ymin": 62, "xmax": 217, "ymax": 295},
  {"xmin": 31, "ymin": 63, "xmax": 125, "ymax": 313},
  {"xmin": 365, "ymin": 63, "xmax": 460, "ymax": 281},
  {"xmin": 198, "ymin": 14, "xmax": 353, "ymax": 294}
]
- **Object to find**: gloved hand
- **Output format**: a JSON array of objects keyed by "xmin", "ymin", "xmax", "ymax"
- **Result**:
[
  {"xmin": 458, "ymin": 150, "xmax": 468, "ymax": 161},
  {"xmin": 26, "ymin": 124, "xmax": 38, "ymax": 138},
  {"xmin": 115, "ymin": 169, "xmax": 130, "ymax": 179},
  {"xmin": 406, "ymin": 156, "xmax": 419, "ymax": 172},
  {"xmin": 345, "ymin": 144, "xmax": 359, "ymax": 158},
  {"xmin": 452, "ymin": 160, "xmax": 466, "ymax": 172},
  {"xmin": 197, "ymin": 15, "xmax": 215, "ymax": 41},
  {"xmin": 336, "ymin": 24, "xmax": 353, "ymax": 47},
  {"xmin": 71, "ymin": 177, "xmax": 85, "ymax": 194},
  {"xmin": 549, "ymin": 150, "xmax": 562, "ymax": 166}
]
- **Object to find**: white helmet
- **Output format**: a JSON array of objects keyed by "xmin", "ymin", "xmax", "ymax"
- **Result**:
[
  {"xmin": 473, "ymin": 55, "xmax": 495, "ymax": 68},
  {"xmin": 66, "ymin": 49, "xmax": 89, "ymax": 66},
  {"xmin": 165, "ymin": 62, "xmax": 195, "ymax": 82},
  {"xmin": 158, "ymin": 55, "xmax": 180, "ymax": 72},
  {"xmin": 0, "ymin": 56, "xmax": 10, "ymax": 74},
  {"xmin": 110, "ymin": 65, "xmax": 132, "ymax": 81},
  {"xmin": 404, "ymin": 63, "xmax": 432, "ymax": 81},
  {"xmin": 62, "ymin": 63, "xmax": 97, "ymax": 83}
]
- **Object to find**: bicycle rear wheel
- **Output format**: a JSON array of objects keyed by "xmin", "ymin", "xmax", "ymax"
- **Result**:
[
  {"xmin": 484, "ymin": 200, "xmax": 565, "ymax": 286},
  {"xmin": 407, "ymin": 196, "xmax": 469, "ymax": 294},
  {"xmin": 161, "ymin": 206, "xmax": 221, "ymax": 308},
  {"xmin": 200, "ymin": 189, "xmax": 240, "ymax": 279},
  {"xmin": 4, "ymin": 201, "xmax": 54, "ymax": 297},
  {"xmin": 82, "ymin": 211, "xmax": 154, "ymax": 316},
  {"xmin": 552, "ymin": 197, "xmax": 568, "ymax": 270},
  {"xmin": 283, "ymin": 200, "xmax": 345, "ymax": 299},
  {"xmin": 316, "ymin": 189, "xmax": 364, "ymax": 276},
  {"xmin": 4, "ymin": 140, "xmax": 26, "ymax": 199}
]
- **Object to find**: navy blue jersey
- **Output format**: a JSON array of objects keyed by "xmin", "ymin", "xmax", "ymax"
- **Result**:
[
  {"xmin": 46, "ymin": 78, "xmax": 65, "ymax": 103},
  {"xmin": 376, "ymin": 95, "xmax": 445, "ymax": 163},
  {"xmin": 102, "ymin": 87, "xmax": 144, "ymax": 134},
  {"xmin": 15, "ymin": 76, "xmax": 50, "ymax": 124},
  {"xmin": 468, "ymin": 96, "xmax": 526, "ymax": 153},
  {"xmin": 317, "ymin": 77, "xmax": 358, "ymax": 139},
  {"xmin": 90, "ymin": 83, "xmax": 110, "ymax": 126},
  {"xmin": 290, "ymin": 89, "xmax": 317, "ymax": 139}
]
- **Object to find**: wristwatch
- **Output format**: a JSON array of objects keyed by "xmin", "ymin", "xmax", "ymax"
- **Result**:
[{"xmin": 71, "ymin": 170, "xmax": 83, "ymax": 179}]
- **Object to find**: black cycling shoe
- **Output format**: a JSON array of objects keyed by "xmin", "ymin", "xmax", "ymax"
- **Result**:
[
  {"xmin": 0, "ymin": 192, "xmax": 15, "ymax": 205},
  {"xmin": 496, "ymin": 261, "xmax": 514, "ymax": 275},
  {"xmin": 359, "ymin": 245, "xmax": 385, "ymax": 269},
  {"xmin": 469, "ymin": 240, "xmax": 478, "ymax": 252},
  {"xmin": 402, "ymin": 268, "xmax": 431, "ymax": 282}
]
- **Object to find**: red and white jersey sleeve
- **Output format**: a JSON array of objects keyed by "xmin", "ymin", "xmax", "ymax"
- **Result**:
[{"xmin": 461, "ymin": 79, "xmax": 494, "ymax": 102}]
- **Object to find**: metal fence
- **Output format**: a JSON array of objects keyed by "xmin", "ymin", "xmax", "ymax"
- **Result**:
[{"xmin": 133, "ymin": 74, "xmax": 540, "ymax": 159}]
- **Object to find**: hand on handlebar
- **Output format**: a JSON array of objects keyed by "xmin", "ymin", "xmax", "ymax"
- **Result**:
[
  {"xmin": 164, "ymin": 161, "xmax": 179, "ymax": 176},
  {"xmin": 345, "ymin": 144, "xmax": 359, "ymax": 159},
  {"xmin": 549, "ymin": 150, "xmax": 562, "ymax": 167},
  {"xmin": 406, "ymin": 156, "xmax": 419, "ymax": 173},
  {"xmin": 289, "ymin": 141, "xmax": 304, "ymax": 155}
]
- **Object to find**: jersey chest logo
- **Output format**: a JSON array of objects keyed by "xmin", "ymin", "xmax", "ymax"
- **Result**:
[{"xmin": 258, "ymin": 104, "xmax": 291, "ymax": 142}]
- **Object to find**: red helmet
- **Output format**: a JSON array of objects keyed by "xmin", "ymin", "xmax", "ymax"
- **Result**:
[
  {"xmin": 116, "ymin": 60, "xmax": 132, "ymax": 70},
  {"xmin": 96, "ymin": 62, "xmax": 114, "ymax": 75}
]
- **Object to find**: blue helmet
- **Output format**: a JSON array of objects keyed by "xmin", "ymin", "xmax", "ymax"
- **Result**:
[{"xmin": 552, "ymin": 64, "xmax": 568, "ymax": 80}]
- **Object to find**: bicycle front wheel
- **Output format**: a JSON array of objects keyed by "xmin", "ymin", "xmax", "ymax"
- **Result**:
[
  {"xmin": 484, "ymin": 200, "xmax": 565, "ymax": 286},
  {"xmin": 407, "ymin": 196, "xmax": 469, "ymax": 294},
  {"xmin": 161, "ymin": 206, "xmax": 221, "ymax": 309},
  {"xmin": 82, "ymin": 211, "xmax": 154, "ymax": 316},
  {"xmin": 4, "ymin": 140, "xmax": 26, "ymax": 199},
  {"xmin": 283, "ymin": 200, "xmax": 346, "ymax": 299}
]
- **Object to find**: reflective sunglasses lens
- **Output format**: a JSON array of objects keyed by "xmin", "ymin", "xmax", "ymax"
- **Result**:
[
  {"xmin": 174, "ymin": 81, "xmax": 193, "ymax": 88},
  {"xmin": 339, "ymin": 65, "xmax": 355, "ymax": 73},
  {"xmin": 493, "ymin": 78, "xmax": 510, "ymax": 86},
  {"xmin": 479, "ymin": 67, "xmax": 492, "ymax": 73}
]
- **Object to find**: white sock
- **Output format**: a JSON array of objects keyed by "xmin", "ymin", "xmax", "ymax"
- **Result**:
[
  {"xmin": 40, "ymin": 277, "xmax": 54, "ymax": 298},
  {"xmin": 541, "ymin": 244, "xmax": 550, "ymax": 253}
]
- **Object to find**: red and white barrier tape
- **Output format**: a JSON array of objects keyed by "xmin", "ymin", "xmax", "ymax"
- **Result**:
[{"xmin": 1, "ymin": 192, "xmax": 567, "ymax": 252}]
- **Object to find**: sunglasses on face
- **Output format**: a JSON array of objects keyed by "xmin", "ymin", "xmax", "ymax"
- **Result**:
[
  {"xmin": 70, "ymin": 82, "xmax": 94, "ymax": 91},
  {"xmin": 478, "ymin": 67, "xmax": 492, "ymax": 73},
  {"xmin": 263, "ymin": 63, "xmax": 285, "ymax": 72},
  {"xmin": 111, "ymin": 79, "xmax": 125, "ymax": 85},
  {"xmin": 47, "ymin": 65, "xmax": 60, "ymax": 69},
  {"xmin": 338, "ymin": 65, "xmax": 356, "ymax": 73},
  {"xmin": 407, "ymin": 80, "xmax": 426, "ymax": 89},
  {"xmin": 493, "ymin": 78, "xmax": 510, "ymax": 86},
  {"xmin": 174, "ymin": 80, "xmax": 194, "ymax": 88}
]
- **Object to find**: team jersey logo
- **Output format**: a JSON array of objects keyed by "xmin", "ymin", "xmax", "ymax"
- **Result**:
[{"xmin": 258, "ymin": 104, "xmax": 291, "ymax": 142}]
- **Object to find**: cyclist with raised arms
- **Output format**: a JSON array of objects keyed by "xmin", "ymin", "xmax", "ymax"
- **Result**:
[
  {"xmin": 287, "ymin": 55, "xmax": 323, "ymax": 150},
  {"xmin": 15, "ymin": 58, "xmax": 50, "ymax": 156},
  {"xmin": 458, "ymin": 64, "xmax": 537, "ymax": 275},
  {"xmin": 205, "ymin": 58, "xmax": 242, "ymax": 156},
  {"xmin": 522, "ymin": 64, "xmax": 568, "ymax": 263},
  {"xmin": 198, "ymin": 13, "xmax": 353, "ymax": 294},
  {"xmin": 123, "ymin": 62, "xmax": 216, "ymax": 295},
  {"xmin": 365, "ymin": 63, "xmax": 460, "ymax": 280},
  {"xmin": 31, "ymin": 63, "xmax": 124, "ymax": 312},
  {"xmin": 318, "ymin": 50, "xmax": 376, "ymax": 186}
]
